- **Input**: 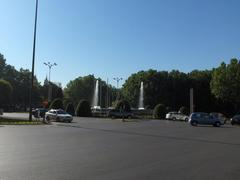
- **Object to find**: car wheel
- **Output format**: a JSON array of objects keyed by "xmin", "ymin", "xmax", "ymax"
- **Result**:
[
  {"xmin": 56, "ymin": 117, "xmax": 60, "ymax": 122},
  {"xmin": 191, "ymin": 121, "xmax": 198, "ymax": 126},
  {"xmin": 128, "ymin": 115, "xmax": 132, "ymax": 119},
  {"xmin": 172, "ymin": 117, "xmax": 176, "ymax": 121},
  {"xmin": 111, "ymin": 116, "xmax": 115, "ymax": 119},
  {"xmin": 214, "ymin": 122, "xmax": 221, "ymax": 127},
  {"xmin": 185, "ymin": 118, "xmax": 188, "ymax": 122},
  {"xmin": 231, "ymin": 121, "xmax": 235, "ymax": 125}
]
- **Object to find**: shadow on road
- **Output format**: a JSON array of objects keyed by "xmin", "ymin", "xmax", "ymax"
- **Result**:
[{"xmin": 57, "ymin": 124, "xmax": 240, "ymax": 147}]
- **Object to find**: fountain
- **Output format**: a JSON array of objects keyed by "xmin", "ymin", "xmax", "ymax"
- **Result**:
[
  {"xmin": 138, "ymin": 82, "xmax": 144, "ymax": 110},
  {"xmin": 92, "ymin": 80, "xmax": 100, "ymax": 109}
]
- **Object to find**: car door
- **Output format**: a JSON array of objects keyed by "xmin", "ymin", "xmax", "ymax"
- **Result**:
[
  {"xmin": 203, "ymin": 114, "xmax": 212, "ymax": 125},
  {"xmin": 199, "ymin": 113, "xmax": 209, "ymax": 124},
  {"xmin": 53, "ymin": 111, "xmax": 58, "ymax": 120}
]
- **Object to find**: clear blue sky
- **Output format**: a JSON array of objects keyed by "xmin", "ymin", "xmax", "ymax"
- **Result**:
[{"xmin": 1, "ymin": 0, "xmax": 240, "ymax": 87}]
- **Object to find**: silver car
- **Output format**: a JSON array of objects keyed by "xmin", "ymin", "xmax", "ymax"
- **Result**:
[
  {"xmin": 165, "ymin": 112, "xmax": 189, "ymax": 121},
  {"xmin": 189, "ymin": 112, "xmax": 224, "ymax": 127},
  {"xmin": 45, "ymin": 109, "xmax": 73, "ymax": 123}
]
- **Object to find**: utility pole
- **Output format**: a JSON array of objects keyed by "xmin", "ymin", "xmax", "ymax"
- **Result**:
[
  {"xmin": 29, "ymin": 0, "xmax": 39, "ymax": 121},
  {"xmin": 190, "ymin": 88, "xmax": 194, "ymax": 114}
]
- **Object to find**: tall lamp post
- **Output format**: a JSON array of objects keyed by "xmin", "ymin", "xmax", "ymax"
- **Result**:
[
  {"xmin": 44, "ymin": 62, "xmax": 57, "ymax": 102},
  {"xmin": 29, "ymin": 0, "xmax": 39, "ymax": 121},
  {"xmin": 113, "ymin": 77, "xmax": 123, "ymax": 89},
  {"xmin": 113, "ymin": 77, "xmax": 123, "ymax": 102}
]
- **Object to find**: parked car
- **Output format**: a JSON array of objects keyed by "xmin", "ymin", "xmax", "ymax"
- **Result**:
[
  {"xmin": 32, "ymin": 108, "xmax": 47, "ymax": 118},
  {"xmin": 45, "ymin": 109, "xmax": 73, "ymax": 123},
  {"xmin": 165, "ymin": 111, "xmax": 189, "ymax": 121},
  {"xmin": 189, "ymin": 112, "xmax": 224, "ymax": 127},
  {"xmin": 108, "ymin": 109, "xmax": 134, "ymax": 119},
  {"xmin": 230, "ymin": 114, "xmax": 240, "ymax": 125},
  {"xmin": 210, "ymin": 112, "xmax": 227, "ymax": 124}
]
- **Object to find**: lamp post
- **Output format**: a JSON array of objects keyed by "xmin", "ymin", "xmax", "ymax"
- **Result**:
[
  {"xmin": 113, "ymin": 77, "xmax": 123, "ymax": 89},
  {"xmin": 113, "ymin": 77, "xmax": 123, "ymax": 102},
  {"xmin": 29, "ymin": 0, "xmax": 39, "ymax": 121},
  {"xmin": 44, "ymin": 62, "xmax": 57, "ymax": 102}
]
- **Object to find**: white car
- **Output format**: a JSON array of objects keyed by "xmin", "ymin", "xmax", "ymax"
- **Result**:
[
  {"xmin": 45, "ymin": 109, "xmax": 73, "ymax": 123},
  {"xmin": 165, "ymin": 112, "xmax": 189, "ymax": 121}
]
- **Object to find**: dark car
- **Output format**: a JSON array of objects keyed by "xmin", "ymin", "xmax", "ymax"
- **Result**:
[
  {"xmin": 189, "ymin": 112, "xmax": 224, "ymax": 127},
  {"xmin": 210, "ymin": 112, "xmax": 227, "ymax": 124},
  {"xmin": 230, "ymin": 114, "xmax": 240, "ymax": 125},
  {"xmin": 108, "ymin": 109, "xmax": 134, "ymax": 119},
  {"xmin": 32, "ymin": 108, "xmax": 47, "ymax": 118}
]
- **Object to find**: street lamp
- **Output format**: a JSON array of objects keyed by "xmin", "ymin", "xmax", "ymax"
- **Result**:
[
  {"xmin": 44, "ymin": 62, "xmax": 57, "ymax": 83},
  {"xmin": 44, "ymin": 62, "xmax": 57, "ymax": 102},
  {"xmin": 113, "ymin": 77, "xmax": 123, "ymax": 89},
  {"xmin": 29, "ymin": 0, "xmax": 39, "ymax": 121}
]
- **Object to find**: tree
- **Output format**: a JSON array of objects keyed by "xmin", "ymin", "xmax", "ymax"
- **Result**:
[
  {"xmin": 122, "ymin": 69, "xmax": 190, "ymax": 109},
  {"xmin": 41, "ymin": 80, "xmax": 63, "ymax": 101},
  {"xmin": 0, "ymin": 79, "xmax": 13, "ymax": 108},
  {"xmin": 153, "ymin": 104, "xmax": 166, "ymax": 119},
  {"xmin": 188, "ymin": 70, "xmax": 216, "ymax": 112},
  {"xmin": 64, "ymin": 75, "xmax": 96, "ymax": 106},
  {"xmin": 211, "ymin": 59, "xmax": 240, "ymax": 112},
  {"xmin": 115, "ymin": 100, "xmax": 131, "ymax": 112},
  {"xmin": 49, "ymin": 98, "xmax": 63, "ymax": 109},
  {"xmin": 76, "ymin": 100, "xmax": 91, "ymax": 117},
  {"xmin": 65, "ymin": 103, "xmax": 75, "ymax": 116},
  {"xmin": 0, "ymin": 53, "xmax": 42, "ymax": 110},
  {"xmin": 0, "ymin": 54, "xmax": 6, "ymax": 77},
  {"xmin": 179, "ymin": 106, "xmax": 189, "ymax": 115},
  {"xmin": 64, "ymin": 75, "xmax": 117, "ymax": 108}
]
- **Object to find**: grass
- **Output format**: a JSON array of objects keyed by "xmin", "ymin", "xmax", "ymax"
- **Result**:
[{"xmin": 0, "ymin": 118, "xmax": 43, "ymax": 125}]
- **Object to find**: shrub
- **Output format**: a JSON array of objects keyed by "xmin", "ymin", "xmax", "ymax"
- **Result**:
[
  {"xmin": 153, "ymin": 104, "xmax": 166, "ymax": 119},
  {"xmin": 179, "ymin": 106, "xmax": 189, "ymax": 115},
  {"xmin": 76, "ymin": 99, "xmax": 92, "ymax": 117},
  {"xmin": 65, "ymin": 103, "xmax": 75, "ymax": 116},
  {"xmin": 49, "ymin": 98, "xmax": 63, "ymax": 109},
  {"xmin": 115, "ymin": 100, "xmax": 131, "ymax": 112}
]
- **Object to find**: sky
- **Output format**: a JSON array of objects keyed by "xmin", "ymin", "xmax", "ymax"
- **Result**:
[{"xmin": 1, "ymin": 0, "xmax": 240, "ymax": 88}]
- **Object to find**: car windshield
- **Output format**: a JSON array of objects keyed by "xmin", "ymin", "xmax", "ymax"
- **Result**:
[{"xmin": 57, "ymin": 110, "xmax": 67, "ymax": 114}]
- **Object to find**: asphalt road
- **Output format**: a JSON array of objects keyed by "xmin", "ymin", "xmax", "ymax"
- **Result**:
[{"xmin": 0, "ymin": 116, "xmax": 240, "ymax": 180}]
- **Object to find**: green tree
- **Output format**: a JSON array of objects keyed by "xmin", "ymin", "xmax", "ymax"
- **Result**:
[
  {"xmin": 115, "ymin": 100, "xmax": 131, "ymax": 112},
  {"xmin": 153, "ymin": 104, "xmax": 166, "ymax": 119},
  {"xmin": 0, "ymin": 53, "xmax": 42, "ymax": 110},
  {"xmin": 211, "ymin": 59, "xmax": 240, "ymax": 112},
  {"xmin": 49, "ymin": 98, "xmax": 63, "ymax": 109},
  {"xmin": 64, "ymin": 75, "xmax": 117, "ymax": 108},
  {"xmin": 41, "ymin": 80, "xmax": 63, "ymax": 102},
  {"xmin": 65, "ymin": 103, "xmax": 75, "ymax": 116},
  {"xmin": 122, "ymin": 69, "xmax": 190, "ymax": 109},
  {"xmin": 0, "ymin": 79, "xmax": 13, "ymax": 108},
  {"xmin": 76, "ymin": 99, "xmax": 91, "ymax": 117},
  {"xmin": 188, "ymin": 70, "xmax": 216, "ymax": 112}
]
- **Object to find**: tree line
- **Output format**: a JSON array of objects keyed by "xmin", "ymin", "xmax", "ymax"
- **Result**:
[{"xmin": 1, "ymin": 53, "xmax": 240, "ymax": 116}]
